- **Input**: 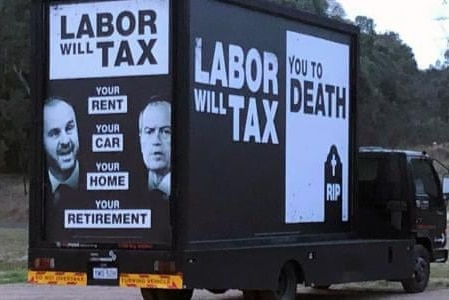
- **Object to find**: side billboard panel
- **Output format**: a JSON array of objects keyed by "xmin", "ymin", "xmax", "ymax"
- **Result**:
[
  {"xmin": 43, "ymin": 0, "xmax": 172, "ymax": 244},
  {"xmin": 186, "ymin": 0, "xmax": 354, "ymax": 240}
]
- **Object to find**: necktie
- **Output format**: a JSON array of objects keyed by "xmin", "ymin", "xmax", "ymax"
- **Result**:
[{"xmin": 54, "ymin": 184, "xmax": 72, "ymax": 203}]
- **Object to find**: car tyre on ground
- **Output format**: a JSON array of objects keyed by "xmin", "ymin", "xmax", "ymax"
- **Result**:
[
  {"xmin": 243, "ymin": 263, "xmax": 298, "ymax": 300},
  {"xmin": 401, "ymin": 245, "xmax": 430, "ymax": 293}
]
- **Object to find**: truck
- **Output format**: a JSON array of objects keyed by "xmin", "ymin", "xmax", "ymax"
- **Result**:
[{"xmin": 28, "ymin": 0, "xmax": 448, "ymax": 299}]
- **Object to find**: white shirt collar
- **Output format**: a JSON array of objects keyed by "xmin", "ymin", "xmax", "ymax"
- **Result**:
[
  {"xmin": 148, "ymin": 172, "xmax": 170, "ymax": 196},
  {"xmin": 48, "ymin": 161, "xmax": 79, "ymax": 193}
]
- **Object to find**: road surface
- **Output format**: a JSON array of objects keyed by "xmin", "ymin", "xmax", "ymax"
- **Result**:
[{"xmin": 0, "ymin": 284, "xmax": 448, "ymax": 300}]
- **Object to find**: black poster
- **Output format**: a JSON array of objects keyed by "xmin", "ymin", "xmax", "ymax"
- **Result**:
[
  {"xmin": 187, "ymin": 0, "xmax": 353, "ymax": 240},
  {"xmin": 43, "ymin": 0, "xmax": 172, "ymax": 243}
]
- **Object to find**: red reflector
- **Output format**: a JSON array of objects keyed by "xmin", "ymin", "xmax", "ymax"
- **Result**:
[
  {"xmin": 34, "ymin": 258, "xmax": 55, "ymax": 269},
  {"xmin": 154, "ymin": 260, "xmax": 176, "ymax": 273}
]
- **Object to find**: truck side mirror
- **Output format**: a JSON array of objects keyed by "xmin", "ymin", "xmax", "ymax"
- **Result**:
[{"xmin": 442, "ymin": 175, "xmax": 449, "ymax": 206}]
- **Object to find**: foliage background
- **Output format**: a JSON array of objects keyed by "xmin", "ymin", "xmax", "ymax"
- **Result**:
[
  {"xmin": 1, "ymin": 0, "xmax": 449, "ymax": 174},
  {"xmin": 0, "ymin": 0, "xmax": 30, "ymax": 173}
]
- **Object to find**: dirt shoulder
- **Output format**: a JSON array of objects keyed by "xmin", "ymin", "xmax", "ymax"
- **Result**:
[{"xmin": 0, "ymin": 173, "xmax": 28, "ymax": 227}]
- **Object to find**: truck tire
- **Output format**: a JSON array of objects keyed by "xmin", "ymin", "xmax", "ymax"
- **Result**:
[
  {"xmin": 401, "ymin": 245, "xmax": 430, "ymax": 293},
  {"xmin": 140, "ymin": 288, "xmax": 193, "ymax": 300},
  {"xmin": 243, "ymin": 264, "xmax": 297, "ymax": 300}
]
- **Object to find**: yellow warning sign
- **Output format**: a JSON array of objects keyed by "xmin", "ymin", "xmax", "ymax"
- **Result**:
[
  {"xmin": 120, "ymin": 273, "xmax": 183, "ymax": 289},
  {"xmin": 28, "ymin": 271, "xmax": 87, "ymax": 286}
]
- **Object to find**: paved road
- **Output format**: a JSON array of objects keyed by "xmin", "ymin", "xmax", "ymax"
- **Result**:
[{"xmin": 0, "ymin": 284, "xmax": 448, "ymax": 300}]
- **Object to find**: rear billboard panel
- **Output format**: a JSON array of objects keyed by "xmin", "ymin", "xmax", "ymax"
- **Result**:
[
  {"xmin": 43, "ymin": 0, "xmax": 172, "ymax": 244},
  {"xmin": 187, "ymin": 0, "xmax": 354, "ymax": 240}
]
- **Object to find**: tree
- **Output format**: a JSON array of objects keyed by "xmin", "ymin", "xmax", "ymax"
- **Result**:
[
  {"xmin": 327, "ymin": 0, "xmax": 346, "ymax": 18},
  {"xmin": 269, "ymin": 0, "xmax": 328, "ymax": 15},
  {"xmin": 355, "ymin": 16, "xmax": 375, "ymax": 35},
  {"xmin": 444, "ymin": 48, "xmax": 449, "ymax": 67},
  {"xmin": 356, "ymin": 21, "xmax": 421, "ymax": 146},
  {"xmin": 0, "ymin": 0, "xmax": 31, "ymax": 175}
]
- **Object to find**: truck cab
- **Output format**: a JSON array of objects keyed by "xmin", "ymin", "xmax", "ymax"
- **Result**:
[{"xmin": 358, "ymin": 147, "xmax": 448, "ymax": 264}]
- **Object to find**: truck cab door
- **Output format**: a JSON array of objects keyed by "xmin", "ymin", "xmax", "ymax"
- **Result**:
[
  {"xmin": 358, "ymin": 154, "xmax": 408, "ymax": 237},
  {"xmin": 410, "ymin": 158, "xmax": 447, "ymax": 251}
]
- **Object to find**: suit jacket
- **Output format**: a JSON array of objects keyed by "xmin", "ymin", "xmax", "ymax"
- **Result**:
[{"xmin": 44, "ymin": 162, "xmax": 88, "ymax": 242}]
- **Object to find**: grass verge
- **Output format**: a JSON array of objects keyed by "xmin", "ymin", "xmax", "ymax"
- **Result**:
[
  {"xmin": 430, "ymin": 262, "xmax": 449, "ymax": 289},
  {"xmin": 0, "ymin": 228, "xmax": 28, "ymax": 284},
  {"xmin": 0, "ymin": 173, "xmax": 28, "ymax": 224},
  {"xmin": 0, "ymin": 269, "xmax": 27, "ymax": 284}
]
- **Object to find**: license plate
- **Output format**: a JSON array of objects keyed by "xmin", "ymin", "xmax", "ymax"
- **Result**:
[{"xmin": 93, "ymin": 267, "xmax": 118, "ymax": 280}]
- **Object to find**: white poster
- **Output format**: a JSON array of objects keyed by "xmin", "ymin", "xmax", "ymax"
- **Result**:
[
  {"xmin": 285, "ymin": 31, "xmax": 350, "ymax": 223},
  {"xmin": 49, "ymin": 0, "xmax": 169, "ymax": 79}
]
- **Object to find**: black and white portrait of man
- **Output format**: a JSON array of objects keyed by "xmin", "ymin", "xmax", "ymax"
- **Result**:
[
  {"xmin": 43, "ymin": 97, "xmax": 79, "ymax": 194},
  {"xmin": 139, "ymin": 99, "xmax": 171, "ymax": 197}
]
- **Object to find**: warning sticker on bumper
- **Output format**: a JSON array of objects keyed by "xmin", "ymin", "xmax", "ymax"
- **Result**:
[
  {"xmin": 120, "ymin": 273, "xmax": 183, "ymax": 289},
  {"xmin": 28, "ymin": 271, "xmax": 87, "ymax": 285}
]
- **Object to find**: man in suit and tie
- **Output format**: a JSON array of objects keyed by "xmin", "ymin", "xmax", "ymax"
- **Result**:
[
  {"xmin": 139, "ymin": 99, "xmax": 171, "ymax": 197},
  {"xmin": 43, "ymin": 97, "xmax": 80, "ymax": 239}
]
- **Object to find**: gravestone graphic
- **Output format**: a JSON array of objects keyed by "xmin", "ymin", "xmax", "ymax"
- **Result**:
[{"xmin": 324, "ymin": 145, "xmax": 342, "ymax": 224}]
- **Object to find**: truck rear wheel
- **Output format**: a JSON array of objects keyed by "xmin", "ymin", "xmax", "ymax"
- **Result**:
[
  {"xmin": 401, "ymin": 245, "xmax": 430, "ymax": 293},
  {"xmin": 140, "ymin": 288, "xmax": 193, "ymax": 300},
  {"xmin": 243, "ymin": 263, "xmax": 297, "ymax": 300}
]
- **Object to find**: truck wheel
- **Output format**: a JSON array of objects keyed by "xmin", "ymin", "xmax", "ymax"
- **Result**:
[
  {"xmin": 243, "ymin": 264, "xmax": 297, "ymax": 300},
  {"xmin": 401, "ymin": 245, "xmax": 430, "ymax": 293},
  {"xmin": 140, "ymin": 288, "xmax": 193, "ymax": 300},
  {"xmin": 274, "ymin": 264, "xmax": 297, "ymax": 299}
]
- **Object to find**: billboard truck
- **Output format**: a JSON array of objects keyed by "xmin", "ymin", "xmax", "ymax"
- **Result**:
[{"xmin": 28, "ymin": 0, "xmax": 448, "ymax": 299}]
